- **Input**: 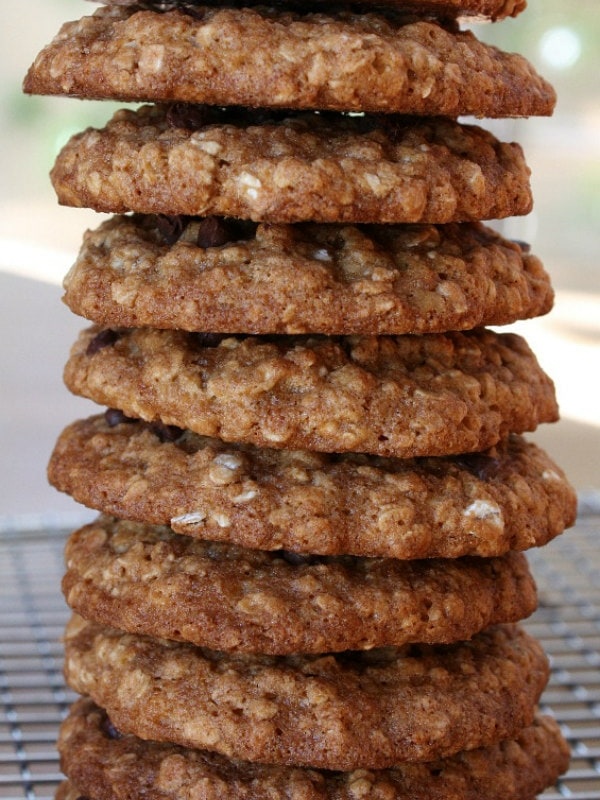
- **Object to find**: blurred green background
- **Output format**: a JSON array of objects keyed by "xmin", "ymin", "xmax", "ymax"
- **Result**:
[{"xmin": 0, "ymin": 0, "xmax": 599, "ymax": 517}]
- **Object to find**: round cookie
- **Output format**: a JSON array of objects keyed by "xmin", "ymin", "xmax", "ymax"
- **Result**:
[
  {"xmin": 64, "ymin": 618, "xmax": 549, "ymax": 770},
  {"xmin": 62, "ymin": 516, "xmax": 538, "ymax": 654},
  {"xmin": 50, "ymin": 105, "xmax": 533, "ymax": 224},
  {"xmin": 49, "ymin": 415, "xmax": 577, "ymax": 559},
  {"xmin": 57, "ymin": 699, "xmax": 569, "ymax": 800},
  {"xmin": 63, "ymin": 327, "xmax": 558, "ymax": 459},
  {"xmin": 62, "ymin": 216, "xmax": 554, "ymax": 335},
  {"xmin": 23, "ymin": 6, "xmax": 555, "ymax": 117},
  {"xmin": 81, "ymin": 0, "xmax": 527, "ymax": 22}
]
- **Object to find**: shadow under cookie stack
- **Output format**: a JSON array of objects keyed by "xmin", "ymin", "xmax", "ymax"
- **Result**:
[{"xmin": 24, "ymin": 0, "xmax": 579, "ymax": 797}]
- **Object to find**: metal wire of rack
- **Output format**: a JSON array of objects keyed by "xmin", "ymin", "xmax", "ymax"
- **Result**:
[{"xmin": 1, "ymin": 510, "xmax": 600, "ymax": 799}]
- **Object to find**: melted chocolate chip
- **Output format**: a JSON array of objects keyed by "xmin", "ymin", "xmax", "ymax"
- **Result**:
[
  {"xmin": 196, "ymin": 217, "xmax": 237, "ymax": 249},
  {"xmin": 276, "ymin": 550, "xmax": 322, "ymax": 566},
  {"xmin": 155, "ymin": 214, "xmax": 191, "ymax": 245},
  {"xmin": 451, "ymin": 453, "xmax": 503, "ymax": 481},
  {"xmin": 192, "ymin": 332, "xmax": 229, "ymax": 348},
  {"xmin": 166, "ymin": 103, "xmax": 224, "ymax": 130},
  {"xmin": 150, "ymin": 421, "xmax": 186, "ymax": 443},
  {"xmin": 86, "ymin": 329, "xmax": 121, "ymax": 356},
  {"xmin": 196, "ymin": 217, "xmax": 258, "ymax": 249},
  {"xmin": 101, "ymin": 715, "xmax": 123, "ymax": 740},
  {"xmin": 104, "ymin": 408, "xmax": 136, "ymax": 427},
  {"xmin": 166, "ymin": 102, "xmax": 294, "ymax": 132}
]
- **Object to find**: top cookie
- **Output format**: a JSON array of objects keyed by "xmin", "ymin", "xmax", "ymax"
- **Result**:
[
  {"xmin": 24, "ymin": 5, "xmax": 554, "ymax": 117},
  {"xmin": 50, "ymin": 106, "xmax": 533, "ymax": 223},
  {"xmin": 83, "ymin": 1, "xmax": 527, "ymax": 23}
]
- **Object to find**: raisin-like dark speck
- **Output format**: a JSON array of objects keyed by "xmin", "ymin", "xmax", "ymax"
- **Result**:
[
  {"xmin": 104, "ymin": 408, "xmax": 136, "ymax": 427},
  {"xmin": 155, "ymin": 214, "xmax": 191, "ymax": 245},
  {"xmin": 150, "ymin": 421, "xmax": 186, "ymax": 443},
  {"xmin": 101, "ymin": 715, "xmax": 123, "ymax": 740},
  {"xmin": 86, "ymin": 329, "xmax": 121, "ymax": 356}
]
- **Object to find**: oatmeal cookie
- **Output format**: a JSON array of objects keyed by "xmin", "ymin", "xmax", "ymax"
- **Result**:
[
  {"xmin": 62, "ymin": 516, "xmax": 537, "ymax": 654},
  {"xmin": 49, "ymin": 415, "xmax": 576, "ymax": 558},
  {"xmin": 62, "ymin": 215, "xmax": 553, "ymax": 335},
  {"xmin": 57, "ymin": 699, "xmax": 569, "ymax": 800},
  {"xmin": 24, "ymin": 6, "xmax": 554, "ymax": 117},
  {"xmin": 50, "ymin": 105, "xmax": 533, "ymax": 223},
  {"xmin": 63, "ymin": 617, "xmax": 549, "ymax": 770},
  {"xmin": 63, "ymin": 327, "xmax": 558, "ymax": 458}
]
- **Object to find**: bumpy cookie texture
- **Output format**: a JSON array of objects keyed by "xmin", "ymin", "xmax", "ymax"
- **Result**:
[
  {"xmin": 63, "ymin": 327, "xmax": 558, "ymax": 458},
  {"xmin": 63, "ymin": 215, "xmax": 554, "ymax": 335},
  {"xmin": 58, "ymin": 699, "xmax": 569, "ymax": 800},
  {"xmin": 23, "ymin": 6, "xmax": 555, "ymax": 117},
  {"xmin": 84, "ymin": 0, "xmax": 527, "ymax": 22},
  {"xmin": 49, "ymin": 415, "xmax": 577, "ymax": 558},
  {"xmin": 50, "ymin": 105, "xmax": 533, "ymax": 224},
  {"xmin": 64, "ymin": 617, "xmax": 548, "ymax": 770},
  {"xmin": 62, "ymin": 516, "xmax": 537, "ymax": 654}
]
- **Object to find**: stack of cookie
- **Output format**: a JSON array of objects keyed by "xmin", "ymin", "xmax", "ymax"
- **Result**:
[{"xmin": 25, "ymin": 0, "xmax": 578, "ymax": 797}]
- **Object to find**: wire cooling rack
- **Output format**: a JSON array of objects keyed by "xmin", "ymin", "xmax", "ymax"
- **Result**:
[{"xmin": 1, "ymin": 508, "xmax": 600, "ymax": 799}]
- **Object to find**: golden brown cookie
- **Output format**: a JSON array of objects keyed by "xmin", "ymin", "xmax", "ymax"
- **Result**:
[
  {"xmin": 49, "ymin": 415, "xmax": 576, "ymax": 559},
  {"xmin": 63, "ymin": 617, "xmax": 549, "ymax": 770},
  {"xmin": 57, "ymin": 699, "xmax": 569, "ymax": 800},
  {"xmin": 24, "ymin": 6, "xmax": 555, "ymax": 117},
  {"xmin": 62, "ymin": 215, "xmax": 553, "ymax": 335},
  {"xmin": 62, "ymin": 516, "xmax": 538, "ymax": 654},
  {"xmin": 50, "ymin": 105, "xmax": 533, "ymax": 224},
  {"xmin": 63, "ymin": 327, "xmax": 558, "ymax": 458}
]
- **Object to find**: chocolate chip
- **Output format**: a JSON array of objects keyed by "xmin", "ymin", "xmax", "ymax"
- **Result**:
[
  {"xmin": 86, "ymin": 329, "xmax": 121, "ymax": 356},
  {"xmin": 196, "ymin": 217, "xmax": 258, "ymax": 248},
  {"xmin": 166, "ymin": 103, "xmax": 222, "ymax": 130},
  {"xmin": 104, "ymin": 408, "xmax": 136, "ymax": 427},
  {"xmin": 155, "ymin": 214, "xmax": 191, "ymax": 245},
  {"xmin": 452, "ymin": 453, "xmax": 503, "ymax": 481},
  {"xmin": 150, "ymin": 421, "xmax": 186, "ymax": 443},
  {"xmin": 192, "ymin": 332, "xmax": 228, "ymax": 348},
  {"xmin": 196, "ymin": 217, "xmax": 236, "ymax": 249},
  {"xmin": 101, "ymin": 715, "xmax": 123, "ymax": 740},
  {"xmin": 166, "ymin": 102, "xmax": 295, "ymax": 132},
  {"xmin": 276, "ymin": 550, "xmax": 321, "ymax": 566}
]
